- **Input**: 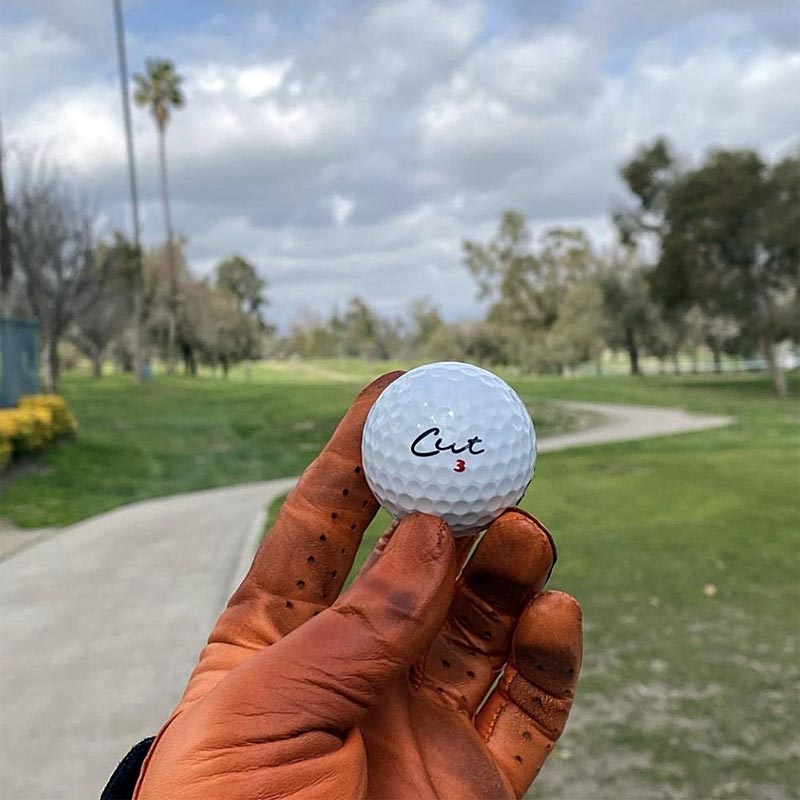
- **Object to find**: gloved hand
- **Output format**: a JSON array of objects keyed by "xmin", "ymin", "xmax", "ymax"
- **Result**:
[{"xmin": 134, "ymin": 372, "xmax": 583, "ymax": 800}]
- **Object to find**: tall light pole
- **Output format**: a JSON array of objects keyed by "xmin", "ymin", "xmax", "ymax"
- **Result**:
[
  {"xmin": 112, "ymin": 0, "xmax": 144, "ymax": 380},
  {"xmin": 0, "ymin": 108, "xmax": 12, "ymax": 318}
]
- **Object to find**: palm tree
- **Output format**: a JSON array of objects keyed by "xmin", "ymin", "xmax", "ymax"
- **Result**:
[{"xmin": 133, "ymin": 58, "xmax": 185, "ymax": 372}]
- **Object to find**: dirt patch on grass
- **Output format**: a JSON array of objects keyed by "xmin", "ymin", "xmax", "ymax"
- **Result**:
[{"xmin": 530, "ymin": 668, "xmax": 798, "ymax": 800}]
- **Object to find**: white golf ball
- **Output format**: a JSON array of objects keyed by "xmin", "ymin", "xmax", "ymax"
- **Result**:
[{"xmin": 361, "ymin": 361, "xmax": 536, "ymax": 536}]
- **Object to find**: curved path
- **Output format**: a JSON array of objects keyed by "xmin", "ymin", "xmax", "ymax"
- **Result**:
[{"xmin": 0, "ymin": 403, "xmax": 731, "ymax": 800}]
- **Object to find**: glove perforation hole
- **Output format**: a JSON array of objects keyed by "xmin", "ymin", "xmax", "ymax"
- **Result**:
[
  {"xmin": 307, "ymin": 556, "xmax": 315, "ymax": 565},
  {"xmin": 331, "ymin": 512, "xmax": 338, "ymax": 520},
  {"xmin": 354, "ymin": 466, "xmax": 361, "ymax": 474},
  {"xmin": 514, "ymin": 755, "xmax": 523, "ymax": 764},
  {"xmin": 441, "ymin": 659, "xmax": 451, "ymax": 669},
  {"xmin": 319, "ymin": 534, "xmax": 327, "ymax": 542},
  {"xmin": 522, "ymin": 730, "xmax": 531, "ymax": 741},
  {"xmin": 296, "ymin": 580, "xmax": 305, "ymax": 589},
  {"xmin": 342, "ymin": 488, "xmax": 349, "ymax": 496},
  {"xmin": 467, "ymin": 670, "xmax": 476, "ymax": 678},
  {"xmin": 285, "ymin": 600, "xmax": 294, "ymax": 609}
]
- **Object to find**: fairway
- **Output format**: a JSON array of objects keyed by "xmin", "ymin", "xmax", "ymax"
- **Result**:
[
  {"xmin": 1, "ymin": 364, "xmax": 798, "ymax": 798},
  {"xmin": 0, "ymin": 362, "xmax": 592, "ymax": 528},
  {"xmin": 260, "ymin": 365, "xmax": 799, "ymax": 800}
]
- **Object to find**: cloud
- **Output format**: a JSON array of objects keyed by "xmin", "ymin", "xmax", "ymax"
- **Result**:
[
  {"xmin": 2, "ymin": 0, "xmax": 798, "ymax": 331},
  {"xmin": 329, "ymin": 194, "xmax": 355, "ymax": 226}
]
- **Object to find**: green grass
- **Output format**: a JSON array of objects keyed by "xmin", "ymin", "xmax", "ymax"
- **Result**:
[
  {"xmin": 0, "ymin": 367, "xmax": 586, "ymax": 528},
  {"xmin": 262, "ymin": 366, "xmax": 800, "ymax": 800},
  {"xmin": 3, "ymin": 361, "xmax": 798, "ymax": 798}
]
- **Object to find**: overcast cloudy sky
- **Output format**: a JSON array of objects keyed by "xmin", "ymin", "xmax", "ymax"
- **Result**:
[{"xmin": 2, "ymin": 0, "xmax": 798, "ymax": 329}]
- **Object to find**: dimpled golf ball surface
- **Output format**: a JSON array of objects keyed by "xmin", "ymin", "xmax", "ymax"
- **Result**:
[{"xmin": 361, "ymin": 362, "xmax": 536, "ymax": 536}]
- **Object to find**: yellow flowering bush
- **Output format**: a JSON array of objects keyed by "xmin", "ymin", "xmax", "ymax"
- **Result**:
[
  {"xmin": 18, "ymin": 394, "xmax": 78, "ymax": 437},
  {"xmin": 0, "ymin": 394, "xmax": 77, "ymax": 470}
]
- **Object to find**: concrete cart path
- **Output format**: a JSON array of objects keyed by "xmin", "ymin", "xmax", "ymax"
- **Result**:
[
  {"xmin": 0, "ymin": 479, "xmax": 297, "ymax": 800},
  {"xmin": 0, "ymin": 403, "xmax": 731, "ymax": 800},
  {"xmin": 538, "ymin": 401, "xmax": 732, "ymax": 452}
]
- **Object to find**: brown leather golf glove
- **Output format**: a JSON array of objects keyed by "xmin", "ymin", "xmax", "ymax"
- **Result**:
[{"xmin": 132, "ymin": 371, "xmax": 583, "ymax": 799}]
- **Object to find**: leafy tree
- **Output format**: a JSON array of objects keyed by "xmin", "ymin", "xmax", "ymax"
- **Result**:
[
  {"xmin": 176, "ymin": 281, "xmax": 261, "ymax": 377},
  {"xmin": 134, "ymin": 58, "xmax": 185, "ymax": 373},
  {"xmin": 547, "ymin": 280, "xmax": 606, "ymax": 373},
  {"xmin": 215, "ymin": 255, "xmax": 267, "ymax": 319},
  {"xmin": 287, "ymin": 310, "xmax": 338, "ymax": 358},
  {"xmin": 335, "ymin": 297, "xmax": 390, "ymax": 360},
  {"xmin": 464, "ymin": 211, "xmax": 598, "ymax": 372},
  {"xmin": 599, "ymin": 253, "xmax": 663, "ymax": 376},
  {"xmin": 71, "ymin": 233, "xmax": 137, "ymax": 377},
  {"xmin": 619, "ymin": 139, "xmax": 798, "ymax": 395},
  {"xmin": 423, "ymin": 321, "xmax": 505, "ymax": 364},
  {"xmin": 614, "ymin": 137, "xmax": 678, "ymax": 244},
  {"xmin": 142, "ymin": 238, "xmax": 192, "ymax": 363},
  {"xmin": 407, "ymin": 297, "xmax": 444, "ymax": 356}
]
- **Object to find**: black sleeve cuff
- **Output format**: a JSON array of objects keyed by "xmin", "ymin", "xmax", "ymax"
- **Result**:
[{"xmin": 100, "ymin": 737, "xmax": 155, "ymax": 800}]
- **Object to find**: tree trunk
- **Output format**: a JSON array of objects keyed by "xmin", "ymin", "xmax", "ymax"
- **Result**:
[
  {"xmin": 157, "ymin": 126, "xmax": 178, "ymax": 375},
  {"xmin": 221, "ymin": 356, "xmax": 229, "ymax": 378},
  {"xmin": 712, "ymin": 345, "xmax": 722, "ymax": 373},
  {"xmin": 763, "ymin": 338, "xmax": 788, "ymax": 397},
  {"xmin": 118, "ymin": 349, "xmax": 133, "ymax": 373},
  {"xmin": 45, "ymin": 335, "xmax": 60, "ymax": 392},
  {"xmin": 91, "ymin": 352, "xmax": 103, "ymax": 379},
  {"xmin": 181, "ymin": 343, "xmax": 197, "ymax": 376},
  {"xmin": 132, "ymin": 252, "xmax": 143, "ymax": 381},
  {"xmin": 624, "ymin": 328, "xmax": 640, "ymax": 375}
]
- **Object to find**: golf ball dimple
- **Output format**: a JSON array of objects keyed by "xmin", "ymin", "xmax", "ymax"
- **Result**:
[{"xmin": 361, "ymin": 361, "xmax": 536, "ymax": 536}]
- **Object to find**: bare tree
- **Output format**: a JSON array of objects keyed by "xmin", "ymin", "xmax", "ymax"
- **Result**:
[{"xmin": 11, "ymin": 163, "xmax": 103, "ymax": 390}]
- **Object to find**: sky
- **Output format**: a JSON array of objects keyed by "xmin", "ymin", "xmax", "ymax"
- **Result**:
[{"xmin": 1, "ymin": 0, "xmax": 798, "ymax": 330}]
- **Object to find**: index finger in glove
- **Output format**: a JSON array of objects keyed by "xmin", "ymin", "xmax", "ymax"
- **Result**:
[
  {"xmin": 169, "ymin": 373, "xmax": 402, "ymax": 712},
  {"xmin": 243, "ymin": 370, "xmax": 403, "ymax": 614}
]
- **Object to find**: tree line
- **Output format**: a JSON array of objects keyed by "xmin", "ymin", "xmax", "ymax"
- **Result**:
[
  {"xmin": 1, "ymin": 160, "xmax": 266, "ymax": 388},
  {"xmin": 284, "ymin": 139, "xmax": 799, "ymax": 396},
  {"xmin": 0, "ymin": 133, "xmax": 796, "ymax": 395}
]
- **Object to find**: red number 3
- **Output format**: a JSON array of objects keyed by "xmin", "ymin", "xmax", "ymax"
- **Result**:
[{"xmin": 454, "ymin": 459, "xmax": 466, "ymax": 473}]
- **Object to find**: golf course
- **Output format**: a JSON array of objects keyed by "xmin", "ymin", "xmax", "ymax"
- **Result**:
[{"xmin": 1, "ymin": 361, "xmax": 797, "ymax": 799}]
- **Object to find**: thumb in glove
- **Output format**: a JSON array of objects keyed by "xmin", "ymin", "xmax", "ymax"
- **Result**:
[{"xmin": 134, "ymin": 512, "xmax": 457, "ymax": 800}]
